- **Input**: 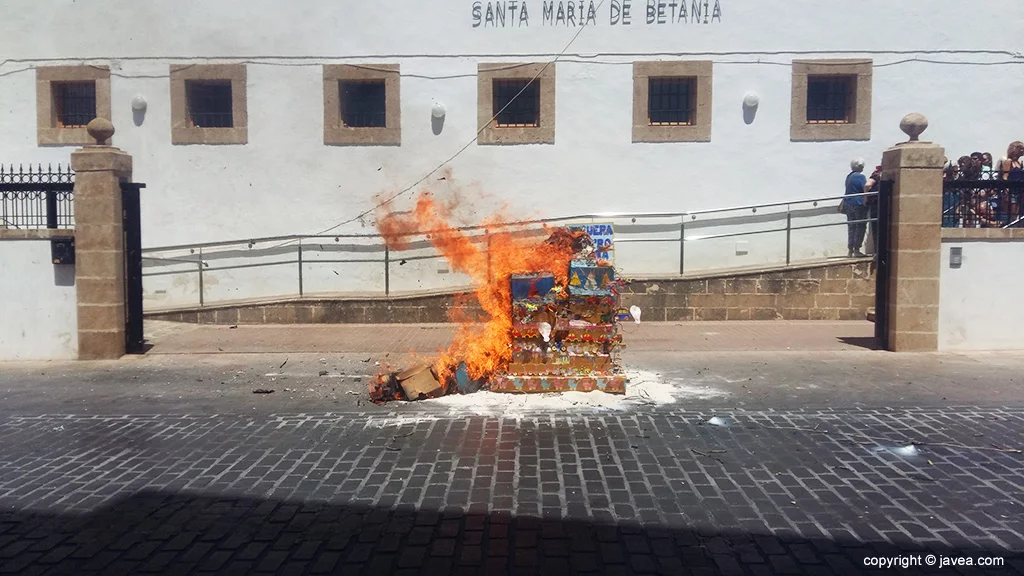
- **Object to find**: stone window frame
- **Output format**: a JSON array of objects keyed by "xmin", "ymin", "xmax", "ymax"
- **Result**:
[
  {"xmin": 170, "ymin": 64, "xmax": 248, "ymax": 145},
  {"xmin": 477, "ymin": 63, "xmax": 555, "ymax": 146},
  {"xmin": 323, "ymin": 64, "xmax": 401, "ymax": 146},
  {"xmin": 791, "ymin": 59, "xmax": 873, "ymax": 142},
  {"xmin": 36, "ymin": 66, "xmax": 112, "ymax": 146},
  {"xmin": 632, "ymin": 61, "xmax": 713, "ymax": 143}
]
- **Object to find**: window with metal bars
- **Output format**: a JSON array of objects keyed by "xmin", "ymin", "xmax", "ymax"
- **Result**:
[
  {"xmin": 648, "ymin": 77, "xmax": 695, "ymax": 126},
  {"xmin": 52, "ymin": 82, "xmax": 97, "ymax": 128},
  {"xmin": 340, "ymin": 80, "xmax": 387, "ymax": 128},
  {"xmin": 185, "ymin": 81, "xmax": 234, "ymax": 128},
  {"xmin": 493, "ymin": 79, "xmax": 540, "ymax": 127},
  {"xmin": 806, "ymin": 76, "xmax": 855, "ymax": 124}
]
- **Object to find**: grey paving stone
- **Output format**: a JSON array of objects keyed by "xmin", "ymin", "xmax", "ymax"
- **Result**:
[{"xmin": 0, "ymin": 409, "xmax": 1022, "ymax": 574}]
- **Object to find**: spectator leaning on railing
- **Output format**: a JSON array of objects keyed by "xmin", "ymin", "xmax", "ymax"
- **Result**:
[{"xmin": 839, "ymin": 158, "xmax": 876, "ymax": 258}]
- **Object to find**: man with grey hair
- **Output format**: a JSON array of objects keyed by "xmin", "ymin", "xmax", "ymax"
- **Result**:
[{"xmin": 840, "ymin": 157, "xmax": 874, "ymax": 258}]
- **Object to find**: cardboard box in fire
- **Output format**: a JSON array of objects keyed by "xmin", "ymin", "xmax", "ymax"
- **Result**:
[
  {"xmin": 370, "ymin": 361, "xmax": 483, "ymax": 403},
  {"xmin": 370, "ymin": 363, "xmax": 446, "ymax": 403},
  {"xmin": 398, "ymin": 365, "xmax": 446, "ymax": 399}
]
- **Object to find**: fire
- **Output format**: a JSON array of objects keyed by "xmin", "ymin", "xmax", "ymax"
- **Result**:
[{"xmin": 375, "ymin": 184, "xmax": 578, "ymax": 386}]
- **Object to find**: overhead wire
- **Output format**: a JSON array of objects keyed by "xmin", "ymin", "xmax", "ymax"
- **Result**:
[
  {"xmin": 1, "ymin": 48, "xmax": 1020, "ymax": 69},
  {"xmin": 2, "ymin": 55, "xmax": 1021, "ymax": 81},
  {"xmin": 1, "ymin": 46, "xmax": 1021, "ymax": 243}
]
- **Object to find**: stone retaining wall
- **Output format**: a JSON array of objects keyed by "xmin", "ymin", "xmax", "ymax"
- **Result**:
[
  {"xmin": 147, "ymin": 261, "xmax": 875, "ymax": 324},
  {"xmin": 620, "ymin": 261, "xmax": 875, "ymax": 321},
  {"xmin": 147, "ymin": 294, "xmax": 481, "ymax": 325}
]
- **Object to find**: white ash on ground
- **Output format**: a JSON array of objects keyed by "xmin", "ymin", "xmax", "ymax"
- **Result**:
[
  {"xmin": 423, "ymin": 369, "xmax": 728, "ymax": 416},
  {"xmin": 361, "ymin": 415, "xmax": 444, "ymax": 429}
]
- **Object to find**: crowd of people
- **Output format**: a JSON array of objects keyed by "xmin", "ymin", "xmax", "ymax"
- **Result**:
[
  {"xmin": 841, "ymin": 141, "xmax": 1024, "ymax": 256},
  {"xmin": 943, "ymin": 141, "xmax": 1024, "ymax": 228},
  {"xmin": 943, "ymin": 142, "xmax": 1024, "ymax": 182}
]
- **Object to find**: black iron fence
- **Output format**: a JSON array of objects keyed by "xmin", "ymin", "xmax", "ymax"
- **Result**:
[
  {"xmin": 0, "ymin": 164, "xmax": 75, "ymax": 229},
  {"xmin": 943, "ymin": 170, "xmax": 1024, "ymax": 228}
]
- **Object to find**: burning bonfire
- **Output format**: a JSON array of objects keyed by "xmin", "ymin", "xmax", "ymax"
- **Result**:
[{"xmin": 369, "ymin": 190, "xmax": 631, "ymax": 403}]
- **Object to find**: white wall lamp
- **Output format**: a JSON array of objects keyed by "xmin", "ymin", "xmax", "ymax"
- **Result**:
[
  {"xmin": 742, "ymin": 92, "xmax": 760, "ymax": 125},
  {"xmin": 131, "ymin": 94, "xmax": 147, "ymax": 112},
  {"xmin": 431, "ymin": 101, "xmax": 446, "ymax": 119}
]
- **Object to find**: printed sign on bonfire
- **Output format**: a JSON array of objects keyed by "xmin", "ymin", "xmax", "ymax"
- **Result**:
[{"xmin": 571, "ymin": 223, "xmax": 614, "ymax": 262}]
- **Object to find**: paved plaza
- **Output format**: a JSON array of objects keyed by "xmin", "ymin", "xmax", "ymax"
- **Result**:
[{"xmin": 0, "ymin": 321, "xmax": 1023, "ymax": 575}]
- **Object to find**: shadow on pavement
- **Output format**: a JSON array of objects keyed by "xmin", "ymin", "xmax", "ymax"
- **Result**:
[
  {"xmin": 837, "ymin": 336, "xmax": 881, "ymax": 351},
  {"xmin": 1, "ymin": 490, "xmax": 1021, "ymax": 575}
]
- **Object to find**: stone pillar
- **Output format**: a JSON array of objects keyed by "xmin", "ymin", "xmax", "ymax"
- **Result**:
[
  {"xmin": 880, "ymin": 113, "xmax": 944, "ymax": 351},
  {"xmin": 72, "ymin": 118, "xmax": 132, "ymax": 359}
]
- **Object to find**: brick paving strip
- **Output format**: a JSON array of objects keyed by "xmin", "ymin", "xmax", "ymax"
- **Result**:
[{"xmin": 0, "ymin": 408, "xmax": 1022, "ymax": 575}]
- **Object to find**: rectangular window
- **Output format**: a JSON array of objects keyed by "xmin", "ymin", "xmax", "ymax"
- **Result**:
[
  {"xmin": 648, "ymin": 77, "xmax": 695, "ymax": 126},
  {"xmin": 186, "ymin": 81, "xmax": 234, "ymax": 128},
  {"xmin": 340, "ymin": 80, "xmax": 387, "ymax": 128},
  {"xmin": 493, "ymin": 79, "xmax": 540, "ymax": 127},
  {"xmin": 806, "ymin": 76, "xmax": 855, "ymax": 124},
  {"xmin": 52, "ymin": 82, "xmax": 97, "ymax": 128}
]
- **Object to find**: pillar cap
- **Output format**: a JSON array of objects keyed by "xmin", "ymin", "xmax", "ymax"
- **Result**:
[
  {"xmin": 899, "ymin": 113, "xmax": 928, "ymax": 142},
  {"xmin": 86, "ymin": 118, "xmax": 115, "ymax": 145}
]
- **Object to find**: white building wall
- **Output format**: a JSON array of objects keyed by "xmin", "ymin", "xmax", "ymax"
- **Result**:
[
  {"xmin": 0, "ymin": 241, "xmax": 78, "ymax": 360},
  {"xmin": 1, "ymin": 0, "xmax": 1022, "ymax": 307},
  {"xmin": 940, "ymin": 240, "xmax": 1024, "ymax": 351}
]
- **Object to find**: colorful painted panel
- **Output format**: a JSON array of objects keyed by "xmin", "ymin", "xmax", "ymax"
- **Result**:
[
  {"xmin": 568, "ymin": 263, "xmax": 614, "ymax": 296},
  {"xmin": 489, "ymin": 375, "xmax": 627, "ymax": 395},
  {"xmin": 510, "ymin": 273, "xmax": 556, "ymax": 301}
]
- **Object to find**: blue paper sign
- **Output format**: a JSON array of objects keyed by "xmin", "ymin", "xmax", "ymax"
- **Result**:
[{"xmin": 573, "ymin": 223, "xmax": 614, "ymax": 262}]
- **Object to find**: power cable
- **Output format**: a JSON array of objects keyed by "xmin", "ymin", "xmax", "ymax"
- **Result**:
[
  {"xmin": 3, "ymin": 55, "xmax": 1022, "ymax": 81},
  {"xmin": 2, "ymin": 49, "xmax": 1020, "ymax": 68}
]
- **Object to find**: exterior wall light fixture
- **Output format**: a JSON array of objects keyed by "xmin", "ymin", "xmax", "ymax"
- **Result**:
[{"xmin": 131, "ymin": 95, "xmax": 147, "ymax": 112}]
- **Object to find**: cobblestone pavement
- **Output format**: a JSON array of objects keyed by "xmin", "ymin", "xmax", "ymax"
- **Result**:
[{"xmin": 1, "ymin": 408, "xmax": 1023, "ymax": 575}]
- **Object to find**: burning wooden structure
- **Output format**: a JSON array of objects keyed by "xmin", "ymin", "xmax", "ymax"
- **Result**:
[
  {"xmin": 370, "ymin": 225, "xmax": 628, "ymax": 402},
  {"xmin": 489, "ymin": 244, "xmax": 627, "ymax": 393}
]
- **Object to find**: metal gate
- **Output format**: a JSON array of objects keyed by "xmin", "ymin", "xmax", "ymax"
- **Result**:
[
  {"xmin": 873, "ymin": 178, "xmax": 893, "ymax": 350},
  {"xmin": 122, "ymin": 182, "xmax": 145, "ymax": 354}
]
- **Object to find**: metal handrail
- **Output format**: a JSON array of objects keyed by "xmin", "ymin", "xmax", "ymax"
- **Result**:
[
  {"xmin": 141, "ymin": 191, "xmax": 880, "ymax": 308},
  {"xmin": 141, "ymin": 255, "xmax": 208, "ymax": 266},
  {"xmin": 590, "ymin": 191, "xmax": 874, "ymax": 220},
  {"xmin": 141, "ymin": 191, "xmax": 875, "ymax": 253}
]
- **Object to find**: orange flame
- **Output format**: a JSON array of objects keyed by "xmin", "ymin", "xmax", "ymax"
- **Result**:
[{"xmin": 376, "ymin": 186, "xmax": 576, "ymax": 385}]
